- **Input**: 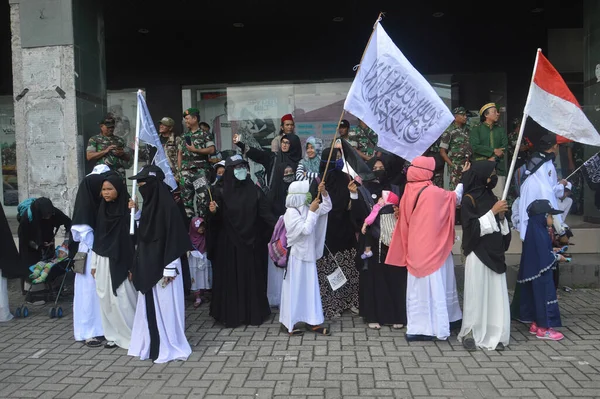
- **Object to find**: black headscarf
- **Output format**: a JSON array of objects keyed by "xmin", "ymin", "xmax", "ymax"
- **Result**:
[
  {"xmin": 222, "ymin": 163, "xmax": 260, "ymax": 246},
  {"xmin": 69, "ymin": 171, "xmax": 117, "ymax": 257},
  {"xmin": 93, "ymin": 174, "xmax": 135, "ymax": 295},
  {"xmin": 460, "ymin": 161, "xmax": 510, "ymax": 274},
  {"xmin": 72, "ymin": 172, "xmax": 115, "ymax": 228},
  {"xmin": 311, "ymin": 147, "xmax": 356, "ymax": 253},
  {"xmin": 0, "ymin": 203, "xmax": 19, "ymax": 279},
  {"xmin": 132, "ymin": 175, "xmax": 193, "ymax": 294},
  {"xmin": 268, "ymin": 134, "xmax": 302, "ymax": 216}
]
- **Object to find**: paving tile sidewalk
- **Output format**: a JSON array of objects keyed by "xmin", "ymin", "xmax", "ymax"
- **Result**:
[{"xmin": 1, "ymin": 279, "xmax": 599, "ymax": 399}]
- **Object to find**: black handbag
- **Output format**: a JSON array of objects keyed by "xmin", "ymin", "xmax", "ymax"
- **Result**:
[{"xmin": 72, "ymin": 252, "xmax": 87, "ymax": 274}]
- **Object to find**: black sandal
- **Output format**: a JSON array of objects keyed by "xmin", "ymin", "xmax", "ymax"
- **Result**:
[
  {"xmin": 280, "ymin": 325, "xmax": 304, "ymax": 336},
  {"xmin": 306, "ymin": 324, "xmax": 331, "ymax": 336},
  {"xmin": 85, "ymin": 338, "xmax": 102, "ymax": 348}
]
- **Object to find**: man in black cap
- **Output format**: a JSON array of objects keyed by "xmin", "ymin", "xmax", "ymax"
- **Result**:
[
  {"xmin": 514, "ymin": 134, "xmax": 572, "ymax": 241},
  {"xmin": 86, "ymin": 115, "xmax": 133, "ymax": 178}
]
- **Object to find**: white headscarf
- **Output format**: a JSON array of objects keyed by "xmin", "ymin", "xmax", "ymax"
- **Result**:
[{"xmin": 285, "ymin": 180, "xmax": 310, "ymax": 209}]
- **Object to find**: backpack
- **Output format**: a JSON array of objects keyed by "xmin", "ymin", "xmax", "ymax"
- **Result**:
[
  {"xmin": 17, "ymin": 198, "xmax": 36, "ymax": 223},
  {"xmin": 268, "ymin": 208, "xmax": 301, "ymax": 269},
  {"xmin": 268, "ymin": 215, "xmax": 289, "ymax": 268},
  {"xmin": 512, "ymin": 164, "xmax": 527, "ymax": 197}
]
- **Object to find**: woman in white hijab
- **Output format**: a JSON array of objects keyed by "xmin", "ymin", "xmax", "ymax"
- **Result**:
[{"xmin": 279, "ymin": 180, "xmax": 332, "ymax": 336}]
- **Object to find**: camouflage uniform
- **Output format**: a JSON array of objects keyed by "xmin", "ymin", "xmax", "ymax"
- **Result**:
[
  {"xmin": 348, "ymin": 125, "xmax": 378, "ymax": 158},
  {"xmin": 439, "ymin": 122, "xmax": 472, "ymax": 190},
  {"xmin": 160, "ymin": 133, "xmax": 182, "ymax": 177},
  {"xmin": 179, "ymin": 129, "xmax": 215, "ymax": 219},
  {"xmin": 86, "ymin": 134, "xmax": 133, "ymax": 178}
]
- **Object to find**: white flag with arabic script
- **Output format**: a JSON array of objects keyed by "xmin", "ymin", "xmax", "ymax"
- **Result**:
[{"xmin": 344, "ymin": 23, "xmax": 454, "ymax": 162}]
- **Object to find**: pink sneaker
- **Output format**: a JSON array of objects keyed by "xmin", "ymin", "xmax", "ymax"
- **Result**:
[
  {"xmin": 536, "ymin": 328, "xmax": 564, "ymax": 341},
  {"xmin": 529, "ymin": 322, "xmax": 538, "ymax": 335}
]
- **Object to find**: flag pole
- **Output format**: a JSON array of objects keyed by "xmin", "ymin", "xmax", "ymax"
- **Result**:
[
  {"xmin": 501, "ymin": 49, "xmax": 542, "ymax": 201},
  {"xmin": 129, "ymin": 89, "xmax": 142, "ymax": 235},
  {"xmin": 319, "ymin": 11, "xmax": 385, "ymax": 195},
  {"xmin": 565, "ymin": 150, "xmax": 600, "ymax": 180}
]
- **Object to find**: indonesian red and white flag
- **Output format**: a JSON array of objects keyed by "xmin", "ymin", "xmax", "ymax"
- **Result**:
[{"xmin": 524, "ymin": 51, "xmax": 600, "ymax": 146}]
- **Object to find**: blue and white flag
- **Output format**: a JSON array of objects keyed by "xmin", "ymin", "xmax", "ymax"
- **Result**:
[
  {"xmin": 344, "ymin": 23, "xmax": 454, "ymax": 162},
  {"xmin": 136, "ymin": 91, "xmax": 178, "ymax": 190}
]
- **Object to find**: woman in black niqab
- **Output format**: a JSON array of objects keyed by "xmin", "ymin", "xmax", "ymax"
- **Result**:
[
  {"xmin": 309, "ymin": 147, "xmax": 360, "ymax": 319},
  {"xmin": 209, "ymin": 157, "xmax": 278, "ymax": 328},
  {"xmin": 460, "ymin": 161, "xmax": 510, "ymax": 274},
  {"xmin": 131, "ymin": 170, "xmax": 192, "ymax": 294},
  {"xmin": 128, "ymin": 166, "xmax": 193, "ymax": 363},
  {"xmin": 351, "ymin": 156, "xmax": 407, "ymax": 329}
]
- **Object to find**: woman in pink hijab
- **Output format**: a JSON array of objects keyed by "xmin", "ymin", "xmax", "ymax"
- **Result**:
[{"xmin": 386, "ymin": 156, "xmax": 469, "ymax": 341}]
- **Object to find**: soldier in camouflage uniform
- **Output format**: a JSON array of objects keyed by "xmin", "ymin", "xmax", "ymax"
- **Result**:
[
  {"xmin": 348, "ymin": 119, "xmax": 378, "ymax": 161},
  {"xmin": 178, "ymin": 108, "xmax": 216, "ymax": 220},
  {"xmin": 439, "ymin": 107, "xmax": 472, "ymax": 190},
  {"xmin": 86, "ymin": 115, "xmax": 133, "ymax": 178},
  {"xmin": 158, "ymin": 117, "xmax": 181, "ymax": 177}
]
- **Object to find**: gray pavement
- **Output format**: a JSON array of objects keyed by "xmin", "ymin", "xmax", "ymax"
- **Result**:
[{"xmin": 1, "ymin": 278, "xmax": 600, "ymax": 399}]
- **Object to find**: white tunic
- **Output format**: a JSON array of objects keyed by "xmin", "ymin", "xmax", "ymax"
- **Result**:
[
  {"xmin": 92, "ymin": 252, "xmax": 137, "ymax": 349},
  {"xmin": 458, "ymin": 211, "xmax": 511, "ymax": 350},
  {"xmin": 279, "ymin": 195, "xmax": 331, "ymax": 332},
  {"xmin": 71, "ymin": 224, "xmax": 104, "ymax": 341},
  {"xmin": 128, "ymin": 259, "xmax": 192, "ymax": 363},
  {"xmin": 516, "ymin": 159, "xmax": 572, "ymax": 241},
  {"xmin": 406, "ymin": 253, "xmax": 462, "ymax": 339}
]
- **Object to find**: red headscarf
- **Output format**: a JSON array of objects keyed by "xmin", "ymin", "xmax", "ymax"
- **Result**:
[
  {"xmin": 281, "ymin": 114, "xmax": 294, "ymax": 124},
  {"xmin": 385, "ymin": 156, "xmax": 457, "ymax": 277}
]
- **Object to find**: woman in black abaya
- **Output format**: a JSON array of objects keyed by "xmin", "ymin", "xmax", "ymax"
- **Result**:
[
  {"xmin": 0, "ymin": 204, "xmax": 19, "ymax": 321},
  {"xmin": 208, "ymin": 155, "xmax": 277, "ymax": 328},
  {"xmin": 127, "ymin": 165, "xmax": 192, "ymax": 363},
  {"xmin": 310, "ymin": 147, "xmax": 359, "ymax": 319},
  {"xmin": 18, "ymin": 197, "xmax": 71, "ymax": 286},
  {"xmin": 351, "ymin": 157, "xmax": 408, "ymax": 329},
  {"xmin": 70, "ymin": 166, "xmax": 117, "ymax": 346},
  {"xmin": 91, "ymin": 174, "xmax": 137, "ymax": 350}
]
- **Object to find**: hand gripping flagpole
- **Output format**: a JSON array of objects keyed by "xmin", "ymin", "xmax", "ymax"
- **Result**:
[
  {"xmin": 318, "ymin": 12, "xmax": 385, "ymax": 199},
  {"xmin": 501, "ymin": 49, "xmax": 542, "ymax": 201},
  {"xmin": 129, "ymin": 89, "xmax": 142, "ymax": 235}
]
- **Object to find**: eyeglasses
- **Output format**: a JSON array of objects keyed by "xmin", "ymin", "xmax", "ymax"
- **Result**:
[{"xmin": 281, "ymin": 140, "xmax": 290, "ymax": 145}]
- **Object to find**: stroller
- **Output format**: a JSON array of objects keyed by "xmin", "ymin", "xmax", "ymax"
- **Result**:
[{"xmin": 15, "ymin": 241, "xmax": 74, "ymax": 319}]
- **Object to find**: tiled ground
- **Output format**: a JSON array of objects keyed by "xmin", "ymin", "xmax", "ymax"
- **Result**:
[{"xmin": 1, "ymin": 278, "xmax": 599, "ymax": 399}]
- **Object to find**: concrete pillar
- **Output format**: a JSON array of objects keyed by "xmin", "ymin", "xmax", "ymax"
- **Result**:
[
  {"xmin": 9, "ymin": 0, "xmax": 105, "ymax": 216},
  {"xmin": 583, "ymin": 0, "xmax": 600, "ymax": 224}
]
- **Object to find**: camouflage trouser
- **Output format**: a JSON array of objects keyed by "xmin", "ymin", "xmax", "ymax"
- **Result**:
[
  {"xmin": 432, "ymin": 171, "xmax": 444, "ymax": 188},
  {"xmin": 180, "ymin": 168, "xmax": 211, "ymax": 219},
  {"xmin": 448, "ymin": 163, "xmax": 463, "ymax": 191}
]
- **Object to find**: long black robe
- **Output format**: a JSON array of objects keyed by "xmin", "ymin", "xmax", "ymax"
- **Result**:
[
  {"xmin": 460, "ymin": 161, "xmax": 511, "ymax": 274},
  {"xmin": 310, "ymin": 148, "xmax": 360, "ymax": 319},
  {"xmin": 351, "ymin": 158, "xmax": 407, "ymax": 325},
  {"xmin": 209, "ymin": 165, "xmax": 277, "ymax": 328},
  {"xmin": 0, "ymin": 204, "xmax": 20, "ymax": 279},
  {"xmin": 18, "ymin": 198, "xmax": 71, "ymax": 278}
]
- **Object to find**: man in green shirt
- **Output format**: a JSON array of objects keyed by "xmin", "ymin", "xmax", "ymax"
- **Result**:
[
  {"xmin": 470, "ymin": 103, "xmax": 508, "ymax": 198},
  {"xmin": 86, "ymin": 115, "xmax": 133, "ymax": 179}
]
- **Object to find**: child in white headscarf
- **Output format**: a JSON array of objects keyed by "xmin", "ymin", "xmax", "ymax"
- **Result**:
[{"xmin": 279, "ymin": 180, "xmax": 332, "ymax": 336}]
